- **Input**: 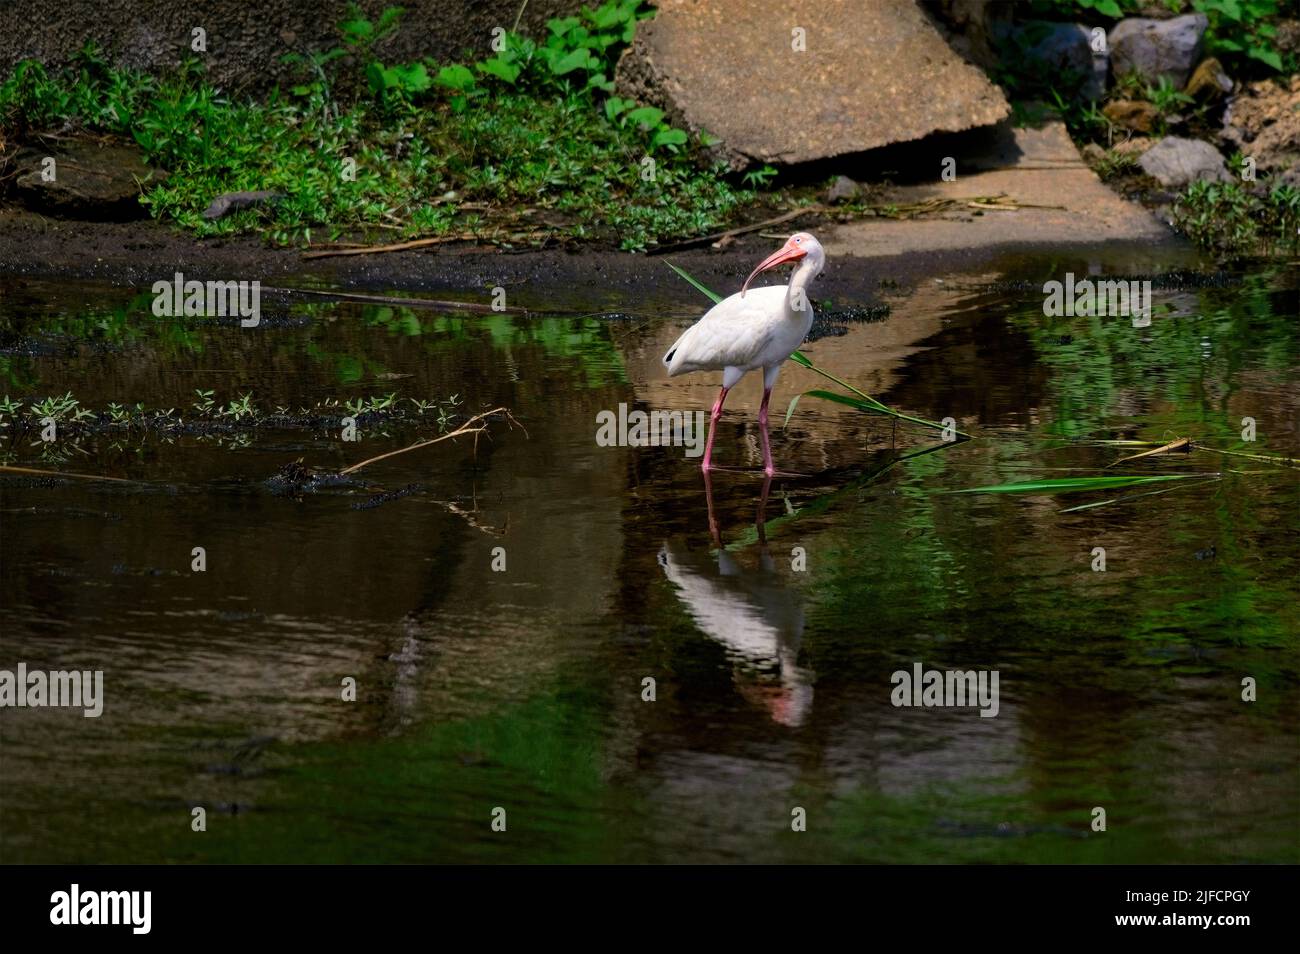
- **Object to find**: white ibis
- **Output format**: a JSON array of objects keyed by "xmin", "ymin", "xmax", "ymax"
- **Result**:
[{"xmin": 663, "ymin": 232, "xmax": 825, "ymax": 476}]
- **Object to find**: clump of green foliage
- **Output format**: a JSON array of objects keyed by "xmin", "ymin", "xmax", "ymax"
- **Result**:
[
  {"xmin": 1174, "ymin": 180, "xmax": 1300, "ymax": 256},
  {"xmin": 0, "ymin": 2, "xmax": 748, "ymax": 251},
  {"xmin": 1192, "ymin": 0, "xmax": 1292, "ymax": 73}
]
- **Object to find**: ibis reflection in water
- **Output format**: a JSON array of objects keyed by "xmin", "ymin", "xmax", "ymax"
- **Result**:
[{"xmin": 658, "ymin": 474, "xmax": 814, "ymax": 727}]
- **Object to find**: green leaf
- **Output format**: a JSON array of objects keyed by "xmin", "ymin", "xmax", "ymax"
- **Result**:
[
  {"xmin": 950, "ymin": 474, "xmax": 1215, "ymax": 495},
  {"xmin": 365, "ymin": 61, "xmax": 389, "ymax": 95},
  {"xmin": 664, "ymin": 261, "xmax": 722, "ymax": 303},
  {"xmin": 604, "ymin": 96, "xmax": 629, "ymax": 121},
  {"xmin": 796, "ymin": 388, "xmax": 890, "ymax": 414},
  {"xmin": 624, "ymin": 105, "xmax": 664, "ymax": 129},
  {"xmin": 783, "ymin": 393, "xmax": 804, "ymax": 427},
  {"xmin": 588, "ymin": 2, "xmax": 634, "ymax": 30},
  {"xmin": 340, "ymin": 18, "xmax": 374, "ymax": 42},
  {"xmin": 547, "ymin": 16, "xmax": 581, "ymax": 37},
  {"xmin": 651, "ymin": 128, "xmax": 688, "ymax": 148},
  {"xmin": 391, "ymin": 62, "xmax": 431, "ymax": 93},
  {"xmin": 789, "ymin": 352, "xmax": 969, "ymax": 437},
  {"xmin": 550, "ymin": 48, "xmax": 594, "ymax": 75},
  {"xmin": 1248, "ymin": 46, "xmax": 1283, "ymax": 70},
  {"xmin": 433, "ymin": 64, "xmax": 476, "ymax": 92},
  {"xmin": 477, "ymin": 58, "xmax": 521, "ymax": 84}
]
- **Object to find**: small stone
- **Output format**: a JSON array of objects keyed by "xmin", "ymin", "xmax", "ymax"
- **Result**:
[
  {"xmin": 1081, "ymin": 143, "xmax": 1106, "ymax": 164},
  {"xmin": 201, "ymin": 190, "xmax": 283, "ymax": 220},
  {"xmin": 1184, "ymin": 57, "xmax": 1233, "ymax": 101},
  {"xmin": 825, "ymin": 175, "xmax": 859, "ymax": 204},
  {"xmin": 1104, "ymin": 99, "xmax": 1161, "ymax": 134},
  {"xmin": 1109, "ymin": 14, "xmax": 1208, "ymax": 88},
  {"xmin": 993, "ymin": 21, "xmax": 1109, "ymax": 101},
  {"xmin": 1137, "ymin": 135, "xmax": 1231, "ymax": 187}
]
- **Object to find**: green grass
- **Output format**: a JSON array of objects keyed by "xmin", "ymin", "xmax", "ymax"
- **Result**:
[
  {"xmin": 1175, "ymin": 180, "xmax": 1300, "ymax": 257},
  {"xmin": 0, "ymin": 4, "xmax": 750, "ymax": 251}
]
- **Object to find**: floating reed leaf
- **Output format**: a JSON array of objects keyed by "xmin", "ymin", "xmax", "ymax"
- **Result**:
[{"xmin": 951, "ymin": 473, "xmax": 1218, "ymax": 495}]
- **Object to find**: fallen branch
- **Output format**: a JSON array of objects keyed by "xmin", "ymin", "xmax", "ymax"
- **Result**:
[
  {"xmin": 1190, "ymin": 443, "xmax": 1300, "ymax": 468},
  {"xmin": 0, "ymin": 464, "xmax": 134, "ymax": 483},
  {"xmin": 439, "ymin": 499, "xmax": 508, "ymax": 537},
  {"xmin": 302, "ymin": 235, "xmax": 469, "ymax": 259},
  {"xmin": 338, "ymin": 407, "xmax": 524, "ymax": 475},
  {"xmin": 260, "ymin": 285, "xmax": 530, "ymax": 314},
  {"xmin": 873, "ymin": 194, "xmax": 1065, "ymax": 219},
  {"xmin": 301, "ymin": 230, "xmax": 551, "ymax": 260},
  {"xmin": 648, "ymin": 206, "xmax": 825, "ymax": 254},
  {"xmin": 1107, "ymin": 437, "xmax": 1191, "ymax": 467}
]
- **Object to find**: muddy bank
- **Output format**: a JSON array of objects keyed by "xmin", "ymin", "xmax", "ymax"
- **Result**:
[{"xmin": 0, "ymin": 207, "xmax": 1200, "ymax": 307}]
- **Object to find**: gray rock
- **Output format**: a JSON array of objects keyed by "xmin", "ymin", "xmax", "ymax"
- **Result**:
[
  {"xmin": 1109, "ymin": 14, "xmax": 1208, "ymax": 88},
  {"xmin": 202, "ymin": 190, "xmax": 284, "ymax": 220},
  {"xmin": 615, "ymin": 0, "xmax": 1009, "ymax": 169},
  {"xmin": 12, "ymin": 138, "xmax": 164, "ymax": 220},
  {"xmin": 825, "ymin": 176, "xmax": 859, "ymax": 204},
  {"xmin": 994, "ymin": 20, "xmax": 1109, "ymax": 101},
  {"xmin": 1138, "ymin": 136, "xmax": 1231, "ymax": 187}
]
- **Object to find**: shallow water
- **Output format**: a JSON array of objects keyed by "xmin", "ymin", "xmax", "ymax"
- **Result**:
[{"xmin": 1, "ymin": 253, "xmax": 1297, "ymax": 863}]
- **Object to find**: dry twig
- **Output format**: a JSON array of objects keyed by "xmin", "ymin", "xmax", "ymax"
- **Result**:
[{"xmin": 338, "ymin": 407, "xmax": 524, "ymax": 476}]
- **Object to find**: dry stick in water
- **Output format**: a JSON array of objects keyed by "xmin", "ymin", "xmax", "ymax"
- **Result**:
[
  {"xmin": 1107, "ymin": 437, "xmax": 1192, "ymax": 468},
  {"xmin": 0, "ymin": 464, "xmax": 135, "ymax": 483},
  {"xmin": 338, "ymin": 407, "xmax": 524, "ymax": 476},
  {"xmin": 259, "ymin": 285, "xmax": 530, "ymax": 314}
]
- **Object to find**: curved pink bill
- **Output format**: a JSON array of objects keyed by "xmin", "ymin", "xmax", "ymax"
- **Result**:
[{"xmin": 740, "ymin": 245, "xmax": 807, "ymax": 296}]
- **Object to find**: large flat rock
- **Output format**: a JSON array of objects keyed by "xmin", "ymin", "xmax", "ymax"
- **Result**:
[
  {"xmin": 616, "ymin": 0, "xmax": 1010, "ymax": 168},
  {"xmin": 823, "ymin": 121, "xmax": 1171, "ymax": 258},
  {"xmin": 12, "ymin": 138, "xmax": 164, "ymax": 220}
]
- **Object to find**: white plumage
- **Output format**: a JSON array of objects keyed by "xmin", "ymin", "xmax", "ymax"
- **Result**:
[
  {"xmin": 664, "ymin": 286, "xmax": 806, "ymax": 385},
  {"xmin": 662, "ymin": 232, "xmax": 826, "ymax": 475}
]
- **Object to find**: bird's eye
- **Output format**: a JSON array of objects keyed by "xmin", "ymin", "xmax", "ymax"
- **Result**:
[{"xmin": 794, "ymin": 237, "xmax": 802, "ymax": 243}]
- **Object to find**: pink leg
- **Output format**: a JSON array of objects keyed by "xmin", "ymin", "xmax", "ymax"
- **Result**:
[
  {"xmin": 701, "ymin": 386, "xmax": 730, "ymax": 472},
  {"xmin": 759, "ymin": 387, "xmax": 775, "ymax": 477}
]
